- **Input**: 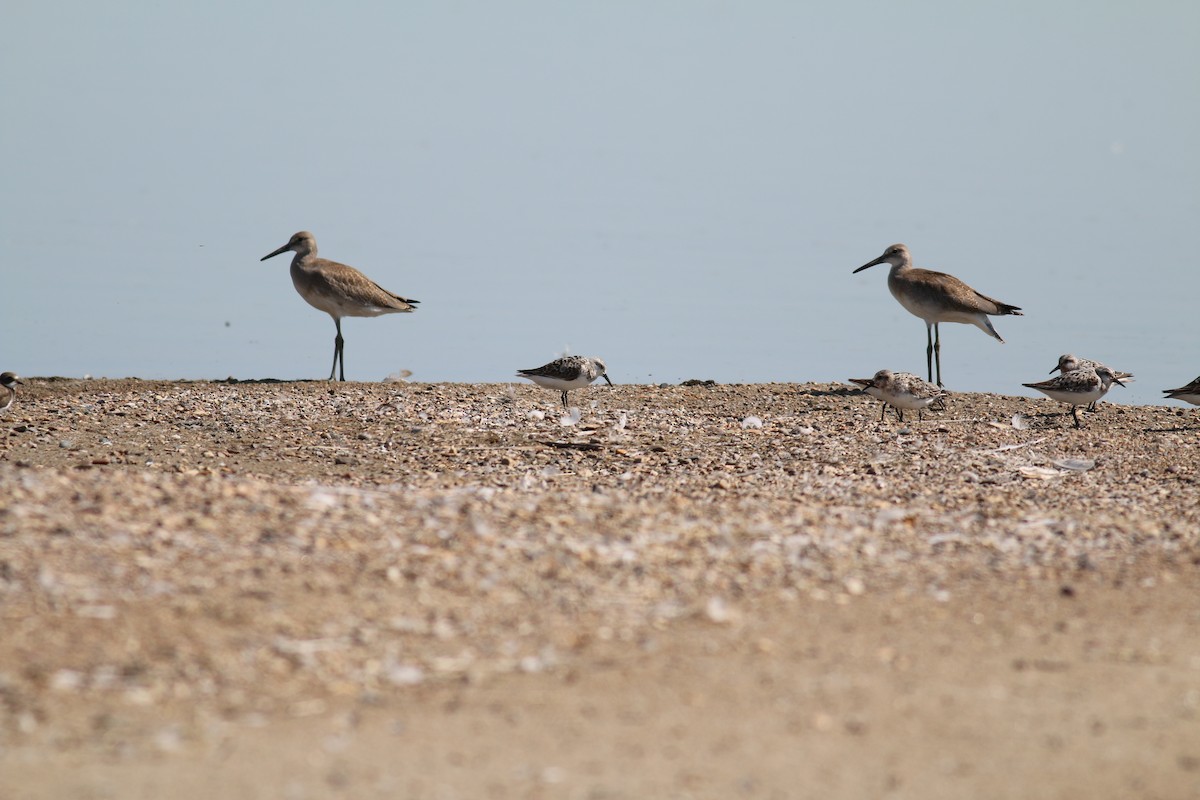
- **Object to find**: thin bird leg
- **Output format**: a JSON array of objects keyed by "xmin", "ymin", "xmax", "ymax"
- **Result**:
[
  {"xmin": 330, "ymin": 318, "xmax": 345, "ymax": 382},
  {"xmin": 933, "ymin": 323, "xmax": 943, "ymax": 387},
  {"xmin": 897, "ymin": 408, "xmax": 905, "ymax": 423},
  {"xmin": 560, "ymin": 390, "xmax": 569, "ymax": 408},
  {"xmin": 925, "ymin": 323, "xmax": 935, "ymax": 385},
  {"xmin": 1071, "ymin": 406, "xmax": 1081, "ymax": 429},
  {"xmin": 878, "ymin": 403, "xmax": 886, "ymax": 422}
]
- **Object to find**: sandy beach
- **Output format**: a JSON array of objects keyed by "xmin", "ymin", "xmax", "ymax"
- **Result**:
[{"xmin": 1, "ymin": 378, "xmax": 1198, "ymax": 799}]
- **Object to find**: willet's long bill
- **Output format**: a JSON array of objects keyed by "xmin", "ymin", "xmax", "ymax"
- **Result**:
[
  {"xmin": 849, "ymin": 369, "xmax": 947, "ymax": 422},
  {"xmin": 854, "ymin": 243, "xmax": 1022, "ymax": 387},
  {"xmin": 1023, "ymin": 365, "xmax": 1124, "ymax": 429},
  {"xmin": 261, "ymin": 231, "xmax": 418, "ymax": 382},
  {"xmin": 517, "ymin": 356, "xmax": 613, "ymax": 408}
]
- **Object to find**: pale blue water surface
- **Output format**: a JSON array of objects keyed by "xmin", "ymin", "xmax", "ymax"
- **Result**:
[{"xmin": 2, "ymin": 2, "xmax": 1198, "ymax": 407}]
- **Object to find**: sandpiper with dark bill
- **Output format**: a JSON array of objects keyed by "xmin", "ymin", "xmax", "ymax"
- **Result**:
[
  {"xmin": 854, "ymin": 243, "xmax": 1022, "ymax": 387},
  {"xmin": 849, "ymin": 369, "xmax": 947, "ymax": 422},
  {"xmin": 1163, "ymin": 376, "xmax": 1200, "ymax": 407},
  {"xmin": 261, "ymin": 231, "xmax": 419, "ymax": 381},
  {"xmin": 1050, "ymin": 354, "xmax": 1134, "ymax": 411},
  {"xmin": 1022, "ymin": 365, "xmax": 1124, "ymax": 429},
  {"xmin": 0, "ymin": 372, "xmax": 23, "ymax": 412},
  {"xmin": 517, "ymin": 356, "xmax": 613, "ymax": 408}
]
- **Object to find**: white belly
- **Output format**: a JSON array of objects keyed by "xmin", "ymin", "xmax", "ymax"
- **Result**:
[
  {"xmin": 523, "ymin": 374, "xmax": 595, "ymax": 392},
  {"xmin": 865, "ymin": 386, "xmax": 937, "ymax": 411},
  {"xmin": 1037, "ymin": 386, "xmax": 1107, "ymax": 406},
  {"xmin": 889, "ymin": 285, "xmax": 942, "ymax": 323}
]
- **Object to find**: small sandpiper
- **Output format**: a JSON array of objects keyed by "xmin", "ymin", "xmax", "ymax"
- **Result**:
[
  {"xmin": 849, "ymin": 369, "xmax": 947, "ymax": 422},
  {"xmin": 1163, "ymin": 376, "xmax": 1200, "ymax": 407},
  {"xmin": 853, "ymin": 243, "xmax": 1022, "ymax": 387},
  {"xmin": 1050, "ymin": 354, "xmax": 1134, "ymax": 411},
  {"xmin": 517, "ymin": 356, "xmax": 613, "ymax": 408},
  {"xmin": 1022, "ymin": 365, "xmax": 1125, "ymax": 428},
  {"xmin": 0, "ymin": 372, "xmax": 23, "ymax": 412},
  {"xmin": 261, "ymin": 231, "xmax": 419, "ymax": 381}
]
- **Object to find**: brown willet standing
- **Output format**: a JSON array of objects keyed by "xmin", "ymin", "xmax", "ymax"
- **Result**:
[
  {"xmin": 848, "ymin": 369, "xmax": 947, "ymax": 422},
  {"xmin": 853, "ymin": 243, "xmax": 1022, "ymax": 386},
  {"xmin": 261, "ymin": 231, "xmax": 419, "ymax": 381},
  {"xmin": 1050, "ymin": 354, "xmax": 1134, "ymax": 411},
  {"xmin": 0, "ymin": 372, "xmax": 22, "ymax": 412},
  {"xmin": 1022, "ymin": 365, "xmax": 1124, "ymax": 429},
  {"xmin": 517, "ymin": 356, "xmax": 613, "ymax": 407}
]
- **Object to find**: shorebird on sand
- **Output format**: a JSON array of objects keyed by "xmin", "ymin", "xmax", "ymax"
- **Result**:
[
  {"xmin": 261, "ymin": 231, "xmax": 419, "ymax": 381},
  {"xmin": 854, "ymin": 243, "xmax": 1022, "ymax": 387},
  {"xmin": 849, "ymin": 369, "xmax": 947, "ymax": 422},
  {"xmin": 517, "ymin": 356, "xmax": 612, "ymax": 408},
  {"xmin": 1050, "ymin": 354, "xmax": 1134, "ymax": 411},
  {"xmin": 1163, "ymin": 376, "xmax": 1200, "ymax": 408},
  {"xmin": 0, "ymin": 372, "xmax": 22, "ymax": 412},
  {"xmin": 1023, "ymin": 365, "xmax": 1124, "ymax": 429}
]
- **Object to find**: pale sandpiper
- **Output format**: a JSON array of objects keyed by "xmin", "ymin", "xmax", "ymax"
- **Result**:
[
  {"xmin": 1022, "ymin": 365, "xmax": 1124, "ymax": 429},
  {"xmin": 1163, "ymin": 376, "xmax": 1200, "ymax": 407},
  {"xmin": 0, "ymin": 372, "xmax": 22, "ymax": 412},
  {"xmin": 849, "ymin": 369, "xmax": 947, "ymax": 422},
  {"xmin": 517, "ymin": 356, "xmax": 613, "ymax": 408},
  {"xmin": 1050, "ymin": 354, "xmax": 1134, "ymax": 411},
  {"xmin": 261, "ymin": 231, "xmax": 419, "ymax": 381},
  {"xmin": 854, "ymin": 243, "xmax": 1022, "ymax": 387}
]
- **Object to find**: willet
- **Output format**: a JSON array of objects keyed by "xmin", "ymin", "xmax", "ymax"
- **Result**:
[
  {"xmin": 1163, "ymin": 376, "xmax": 1200, "ymax": 407},
  {"xmin": 1050, "ymin": 354, "xmax": 1134, "ymax": 411},
  {"xmin": 1023, "ymin": 365, "xmax": 1124, "ymax": 428},
  {"xmin": 0, "ymin": 372, "xmax": 23, "ymax": 412},
  {"xmin": 849, "ymin": 369, "xmax": 947, "ymax": 422},
  {"xmin": 261, "ymin": 231, "xmax": 419, "ymax": 381},
  {"xmin": 854, "ymin": 244, "xmax": 1022, "ymax": 386},
  {"xmin": 517, "ymin": 356, "xmax": 613, "ymax": 408}
]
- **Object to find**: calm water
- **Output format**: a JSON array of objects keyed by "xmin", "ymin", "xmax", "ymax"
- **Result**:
[{"xmin": 3, "ymin": 3, "xmax": 1198, "ymax": 408}]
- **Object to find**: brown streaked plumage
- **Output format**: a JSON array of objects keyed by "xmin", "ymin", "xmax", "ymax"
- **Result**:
[
  {"xmin": 0, "ymin": 372, "xmax": 23, "ymax": 412},
  {"xmin": 853, "ymin": 243, "xmax": 1022, "ymax": 387},
  {"xmin": 261, "ymin": 231, "xmax": 418, "ymax": 381}
]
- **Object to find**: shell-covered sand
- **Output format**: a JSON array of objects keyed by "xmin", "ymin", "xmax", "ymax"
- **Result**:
[{"xmin": 1, "ymin": 379, "xmax": 1199, "ymax": 798}]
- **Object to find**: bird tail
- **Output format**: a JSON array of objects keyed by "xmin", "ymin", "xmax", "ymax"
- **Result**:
[
  {"xmin": 979, "ymin": 315, "xmax": 1005, "ymax": 343},
  {"xmin": 974, "ymin": 289, "xmax": 1022, "ymax": 317}
]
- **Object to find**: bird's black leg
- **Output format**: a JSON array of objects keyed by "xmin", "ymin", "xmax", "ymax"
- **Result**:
[
  {"xmin": 1071, "ymin": 406, "xmax": 1081, "ymax": 429},
  {"xmin": 561, "ymin": 390, "xmax": 569, "ymax": 408},
  {"xmin": 933, "ymin": 323, "xmax": 943, "ymax": 387},
  {"xmin": 925, "ymin": 323, "xmax": 935, "ymax": 385},
  {"xmin": 878, "ymin": 403, "xmax": 886, "ymax": 422},
  {"xmin": 330, "ymin": 319, "xmax": 346, "ymax": 382}
]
